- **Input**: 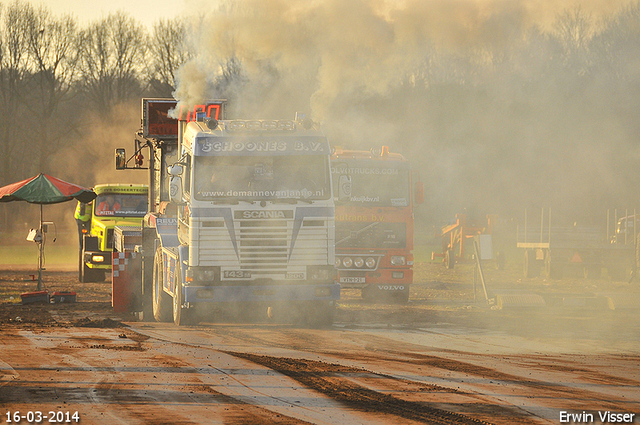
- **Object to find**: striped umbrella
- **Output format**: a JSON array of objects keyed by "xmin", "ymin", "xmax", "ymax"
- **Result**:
[{"xmin": 0, "ymin": 174, "xmax": 96, "ymax": 290}]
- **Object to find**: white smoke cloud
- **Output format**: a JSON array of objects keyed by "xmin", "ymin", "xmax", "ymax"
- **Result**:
[{"xmin": 172, "ymin": 0, "xmax": 627, "ymax": 121}]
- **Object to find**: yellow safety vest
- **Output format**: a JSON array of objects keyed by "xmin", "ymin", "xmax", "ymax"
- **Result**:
[{"xmin": 74, "ymin": 201, "xmax": 91, "ymax": 222}]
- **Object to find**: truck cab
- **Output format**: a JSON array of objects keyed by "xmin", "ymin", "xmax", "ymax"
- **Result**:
[
  {"xmin": 331, "ymin": 146, "xmax": 423, "ymax": 303},
  {"xmin": 79, "ymin": 184, "xmax": 148, "ymax": 282}
]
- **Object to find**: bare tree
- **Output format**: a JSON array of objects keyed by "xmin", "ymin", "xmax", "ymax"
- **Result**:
[
  {"xmin": 23, "ymin": 5, "xmax": 81, "ymax": 170},
  {"xmin": 26, "ymin": 7, "xmax": 79, "ymax": 113},
  {"xmin": 0, "ymin": 1, "xmax": 31, "ymax": 183},
  {"xmin": 552, "ymin": 7, "xmax": 594, "ymax": 74},
  {"xmin": 592, "ymin": 2, "xmax": 640, "ymax": 82},
  {"xmin": 0, "ymin": 1, "xmax": 36, "ymax": 228},
  {"xmin": 78, "ymin": 11, "xmax": 146, "ymax": 114},
  {"xmin": 147, "ymin": 17, "xmax": 191, "ymax": 94}
]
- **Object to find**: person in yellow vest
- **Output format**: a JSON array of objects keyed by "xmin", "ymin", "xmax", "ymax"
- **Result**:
[{"xmin": 74, "ymin": 201, "xmax": 92, "ymax": 248}]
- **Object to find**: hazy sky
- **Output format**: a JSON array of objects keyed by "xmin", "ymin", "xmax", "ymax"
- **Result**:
[
  {"xmin": 35, "ymin": 0, "xmax": 190, "ymax": 27},
  {"xmin": 35, "ymin": 0, "xmax": 631, "ymax": 30}
]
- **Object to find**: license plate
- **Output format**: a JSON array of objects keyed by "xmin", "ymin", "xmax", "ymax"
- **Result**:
[
  {"xmin": 286, "ymin": 272, "xmax": 305, "ymax": 279},
  {"xmin": 223, "ymin": 270, "xmax": 252, "ymax": 279},
  {"xmin": 340, "ymin": 277, "xmax": 365, "ymax": 284}
]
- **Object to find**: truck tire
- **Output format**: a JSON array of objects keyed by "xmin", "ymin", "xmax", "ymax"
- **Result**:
[
  {"xmin": 173, "ymin": 275, "xmax": 196, "ymax": 326},
  {"xmin": 141, "ymin": 232, "xmax": 157, "ymax": 322},
  {"xmin": 361, "ymin": 285, "xmax": 374, "ymax": 302},
  {"xmin": 79, "ymin": 240, "xmax": 91, "ymax": 283},
  {"xmin": 152, "ymin": 247, "xmax": 172, "ymax": 322},
  {"xmin": 445, "ymin": 249, "xmax": 455, "ymax": 269},
  {"xmin": 393, "ymin": 287, "xmax": 410, "ymax": 304},
  {"xmin": 93, "ymin": 269, "xmax": 106, "ymax": 282},
  {"xmin": 78, "ymin": 251, "xmax": 84, "ymax": 282}
]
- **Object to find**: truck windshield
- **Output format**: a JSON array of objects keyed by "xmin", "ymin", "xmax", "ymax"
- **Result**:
[
  {"xmin": 332, "ymin": 162, "xmax": 411, "ymax": 207},
  {"xmin": 94, "ymin": 193, "xmax": 148, "ymax": 217},
  {"xmin": 194, "ymin": 155, "xmax": 331, "ymax": 201}
]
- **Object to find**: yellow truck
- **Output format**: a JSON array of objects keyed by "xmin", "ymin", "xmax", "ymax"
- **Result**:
[{"xmin": 78, "ymin": 184, "xmax": 148, "ymax": 282}]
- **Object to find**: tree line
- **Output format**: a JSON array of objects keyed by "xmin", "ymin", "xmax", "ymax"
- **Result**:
[{"xmin": 2, "ymin": 0, "xmax": 640, "ymax": 231}]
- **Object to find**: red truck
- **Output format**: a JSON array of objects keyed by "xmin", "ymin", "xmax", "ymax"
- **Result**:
[{"xmin": 331, "ymin": 146, "xmax": 423, "ymax": 303}]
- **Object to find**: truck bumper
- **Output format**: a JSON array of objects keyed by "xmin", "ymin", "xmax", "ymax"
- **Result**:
[
  {"xmin": 338, "ymin": 268, "xmax": 412, "ymax": 290},
  {"xmin": 183, "ymin": 282, "xmax": 341, "ymax": 304}
]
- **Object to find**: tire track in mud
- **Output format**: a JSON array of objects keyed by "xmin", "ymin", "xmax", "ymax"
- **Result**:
[
  {"xmin": 514, "ymin": 353, "xmax": 640, "ymax": 386},
  {"xmin": 2, "ymin": 329, "xmax": 313, "ymax": 425},
  {"xmin": 226, "ymin": 351, "xmax": 494, "ymax": 425},
  {"xmin": 385, "ymin": 351, "xmax": 636, "ymax": 407},
  {"xmin": 201, "ymin": 325, "xmax": 637, "ymax": 422}
]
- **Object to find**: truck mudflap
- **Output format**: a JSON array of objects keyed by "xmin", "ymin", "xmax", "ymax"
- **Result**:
[
  {"xmin": 183, "ymin": 282, "xmax": 341, "ymax": 304},
  {"xmin": 112, "ymin": 251, "xmax": 142, "ymax": 312}
]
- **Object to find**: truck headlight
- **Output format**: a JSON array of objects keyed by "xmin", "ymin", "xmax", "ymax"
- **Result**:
[
  {"xmin": 365, "ymin": 257, "xmax": 376, "ymax": 268},
  {"xmin": 390, "ymin": 256, "xmax": 406, "ymax": 266},
  {"xmin": 342, "ymin": 257, "xmax": 353, "ymax": 268},
  {"xmin": 354, "ymin": 257, "xmax": 364, "ymax": 268},
  {"xmin": 92, "ymin": 255, "xmax": 105, "ymax": 263},
  {"xmin": 186, "ymin": 267, "xmax": 220, "ymax": 284},
  {"xmin": 335, "ymin": 258, "xmax": 341, "ymax": 268}
]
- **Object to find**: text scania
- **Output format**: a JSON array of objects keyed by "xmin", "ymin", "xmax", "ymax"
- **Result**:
[
  {"xmin": 242, "ymin": 210, "xmax": 286, "ymax": 219},
  {"xmin": 200, "ymin": 140, "xmax": 327, "ymax": 153}
]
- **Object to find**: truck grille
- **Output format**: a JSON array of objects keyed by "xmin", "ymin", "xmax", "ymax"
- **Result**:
[
  {"xmin": 238, "ymin": 219, "xmax": 288, "ymax": 273},
  {"xmin": 195, "ymin": 208, "xmax": 332, "ymax": 276},
  {"xmin": 336, "ymin": 222, "xmax": 406, "ymax": 249}
]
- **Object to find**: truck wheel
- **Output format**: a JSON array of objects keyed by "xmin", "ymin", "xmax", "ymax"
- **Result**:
[
  {"xmin": 80, "ymin": 257, "xmax": 98, "ymax": 283},
  {"xmin": 141, "ymin": 236, "xmax": 156, "ymax": 322},
  {"xmin": 78, "ymin": 251, "xmax": 84, "ymax": 282},
  {"xmin": 445, "ymin": 249, "xmax": 455, "ymax": 269},
  {"xmin": 173, "ymin": 275, "xmax": 196, "ymax": 326},
  {"xmin": 93, "ymin": 269, "xmax": 106, "ymax": 282},
  {"xmin": 152, "ymin": 247, "xmax": 172, "ymax": 322},
  {"xmin": 361, "ymin": 285, "xmax": 374, "ymax": 302},
  {"xmin": 393, "ymin": 287, "xmax": 410, "ymax": 304},
  {"xmin": 80, "ymin": 240, "xmax": 90, "ymax": 283}
]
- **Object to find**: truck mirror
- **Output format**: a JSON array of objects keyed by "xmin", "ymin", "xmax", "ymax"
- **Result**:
[
  {"xmin": 169, "ymin": 176, "xmax": 184, "ymax": 204},
  {"xmin": 115, "ymin": 148, "xmax": 127, "ymax": 170},
  {"xmin": 338, "ymin": 175, "xmax": 352, "ymax": 203},
  {"xmin": 414, "ymin": 181, "xmax": 424, "ymax": 205},
  {"xmin": 168, "ymin": 164, "xmax": 184, "ymax": 176}
]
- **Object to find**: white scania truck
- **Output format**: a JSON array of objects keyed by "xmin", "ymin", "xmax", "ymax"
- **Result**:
[{"xmin": 115, "ymin": 99, "xmax": 340, "ymax": 326}]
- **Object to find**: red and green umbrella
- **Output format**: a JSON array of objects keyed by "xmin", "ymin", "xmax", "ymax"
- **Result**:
[
  {"xmin": 0, "ymin": 173, "xmax": 96, "ymax": 204},
  {"xmin": 0, "ymin": 174, "xmax": 96, "ymax": 290}
]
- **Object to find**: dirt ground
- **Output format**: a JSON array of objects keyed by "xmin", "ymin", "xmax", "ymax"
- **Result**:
[{"xmin": 1, "ymin": 261, "xmax": 640, "ymax": 424}]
